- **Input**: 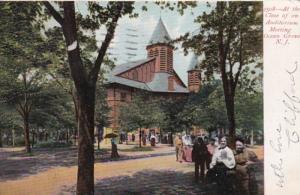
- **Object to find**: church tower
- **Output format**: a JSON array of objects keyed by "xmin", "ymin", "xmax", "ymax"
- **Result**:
[
  {"xmin": 146, "ymin": 18, "xmax": 174, "ymax": 74},
  {"xmin": 187, "ymin": 54, "xmax": 201, "ymax": 93}
]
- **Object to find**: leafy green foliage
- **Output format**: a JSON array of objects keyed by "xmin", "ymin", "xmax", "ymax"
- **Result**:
[
  {"xmin": 180, "ymin": 80, "xmax": 262, "ymax": 136},
  {"xmin": 160, "ymin": 98, "xmax": 187, "ymax": 133},
  {"xmin": 175, "ymin": 2, "xmax": 262, "ymax": 145},
  {"xmin": 119, "ymin": 92, "xmax": 165, "ymax": 131}
]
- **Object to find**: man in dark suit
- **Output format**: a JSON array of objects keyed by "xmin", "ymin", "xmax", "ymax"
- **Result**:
[{"xmin": 192, "ymin": 137, "xmax": 208, "ymax": 182}]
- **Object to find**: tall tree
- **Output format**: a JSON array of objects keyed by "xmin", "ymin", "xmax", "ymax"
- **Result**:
[
  {"xmin": 179, "ymin": 2, "xmax": 263, "ymax": 146},
  {"xmin": 45, "ymin": 25, "xmax": 114, "ymax": 145},
  {"xmin": 43, "ymin": 2, "xmax": 136, "ymax": 194},
  {"xmin": 0, "ymin": 2, "xmax": 47, "ymax": 152}
]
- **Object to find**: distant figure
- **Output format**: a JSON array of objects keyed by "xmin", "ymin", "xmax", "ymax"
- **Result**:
[
  {"xmin": 234, "ymin": 138, "xmax": 258, "ymax": 195},
  {"xmin": 111, "ymin": 138, "xmax": 119, "ymax": 158},
  {"xmin": 150, "ymin": 134, "xmax": 156, "ymax": 146},
  {"xmin": 174, "ymin": 135, "xmax": 183, "ymax": 162},
  {"xmin": 192, "ymin": 137, "xmax": 209, "ymax": 182},
  {"xmin": 132, "ymin": 133, "xmax": 135, "ymax": 142}
]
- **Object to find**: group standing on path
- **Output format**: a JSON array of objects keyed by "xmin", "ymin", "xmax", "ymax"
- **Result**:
[{"xmin": 175, "ymin": 134, "xmax": 259, "ymax": 195}]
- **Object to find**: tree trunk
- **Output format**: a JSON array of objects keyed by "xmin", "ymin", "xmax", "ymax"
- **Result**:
[
  {"xmin": 0, "ymin": 130, "xmax": 2, "ymax": 147},
  {"xmin": 224, "ymin": 93, "xmax": 236, "ymax": 148},
  {"xmin": 97, "ymin": 138, "xmax": 100, "ymax": 150},
  {"xmin": 31, "ymin": 131, "xmax": 35, "ymax": 148},
  {"xmin": 76, "ymin": 87, "xmax": 95, "ymax": 195},
  {"xmin": 72, "ymin": 90, "xmax": 80, "ymax": 146},
  {"xmin": 66, "ymin": 129, "xmax": 69, "ymax": 143},
  {"xmin": 56, "ymin": 130, "xmax": 59, "ymax": 141},
  {"xmin": 74, "ymin": 128, "xmax": 77, "ymax": 146},
  {"xmin": 251, "ymin": 130, "xmax": 254, "ymax": 146},
  {"xmin": 24, "ymin": 114, "xmax": 31, "ymax": 153},
  {"xmin": 139, "ymin": 128, "xmax": 142, "ymax": 148},
  {"xmin": 6, "ymin": 131, "xmax": 10, "ymax": 146},
  {"xmin": 97, "ymin": 125, "xmax": 102, "ymax": 150},
  {"xmin": 50, "ymin": 2, "xmax": 119, "ymax": 194},
  {"xmin": 12, "ymin": 129, "xmax": 15, "ymax": 147}
]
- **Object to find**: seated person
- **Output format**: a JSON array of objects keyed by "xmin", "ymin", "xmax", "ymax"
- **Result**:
[
  {"xmin": 207, "ymin": 136, "xmax": 236, "ymax": 195},
  {"xmin": 234, "ymin": 138, "xmax": 258, "ymax": 195},
  {"xmin": 210, "ymin": 136, "xmax": 236, "ymax": 170}
]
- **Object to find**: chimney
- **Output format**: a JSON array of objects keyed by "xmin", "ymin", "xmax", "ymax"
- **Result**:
[{"xmin": 188, "ymin": 70, "xmax": 201, "ymax": 93}]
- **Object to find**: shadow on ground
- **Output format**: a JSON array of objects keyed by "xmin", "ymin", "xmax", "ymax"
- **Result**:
[
  {"xmin": 62, "ymin": 166, "xmax": 264, "ymax": 195},
  {"xmin": 62, "ymin": 163, "xmax": 263, "ymax": 195},
  {"xmin": 0, "ymin": 147, "xmax": 80, "ymax": 181},
  {"xmin": 62, "ymin": 169, "xmax": 218, "ymax": 195},
  {"xmin": 0, "ymin": 147, "xmax": 173, "ymax": 181}
]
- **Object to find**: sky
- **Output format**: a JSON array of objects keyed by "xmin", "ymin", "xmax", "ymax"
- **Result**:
[
  {"xmin": 48, "ymin": 2, "xmax": 213, "ymax": 84},
  {"xmin": 86, "ymin": 2, "xmax": 212, "ymax": 84}
]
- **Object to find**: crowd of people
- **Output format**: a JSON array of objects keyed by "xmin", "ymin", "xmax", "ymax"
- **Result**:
[{"xmin": 174, "ymin": 135, "xmax": 258, "ymax": 195}]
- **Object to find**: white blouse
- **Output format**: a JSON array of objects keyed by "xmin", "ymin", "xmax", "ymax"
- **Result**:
[{"xmin": 210, "ymin": 146, "xmax": 236, "ymax": 169}]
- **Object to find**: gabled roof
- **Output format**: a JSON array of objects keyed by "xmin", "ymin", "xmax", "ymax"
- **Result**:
[
  {"xmin": 112, "ymin": 58, "xmax": 155, "ymax": 75},
  {"xmin": 106, "ymin": 75, "xmax": 150, "ymax": 90},
  {"xmin": 146, "ymin": 73, "xmax": 189, "ymax": 93},
  {"xmin": 148, "ymin": 18, "xmax": 171, "ymax": 45},
  {"xmin": 106, "ymin": 72, "xmax": 189, "ymax": 93}
]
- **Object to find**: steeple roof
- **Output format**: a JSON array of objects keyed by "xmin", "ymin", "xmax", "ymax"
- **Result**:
[{"xmin": 148, "ymin": 18, "xmax": 171, "ymax": 45}]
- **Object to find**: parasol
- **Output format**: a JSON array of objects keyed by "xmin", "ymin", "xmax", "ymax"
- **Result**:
[{"xmin": 104, "ymin": 132, "xmax": 118, "ymax": 139}]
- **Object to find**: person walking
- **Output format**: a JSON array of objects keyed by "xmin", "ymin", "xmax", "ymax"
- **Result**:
[
  {"xmin": 192, "ymin": 137, "xmax": 209, "ymax": 182},
  {"xmin": 175, "ymin": 134, "xmax": 183, "ymax": 162}
]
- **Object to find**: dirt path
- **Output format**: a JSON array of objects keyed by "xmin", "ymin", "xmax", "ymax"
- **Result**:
[
  {"xmin": 0, "ymin": 155, "xmax": 192, "ymax": 195},
  {"xmin": 0, "ymin": 146, "xmax": 264, "ymax": 195}
]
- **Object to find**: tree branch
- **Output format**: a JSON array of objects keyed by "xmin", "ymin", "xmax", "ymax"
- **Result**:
[
  {"xmin": 16, "ymin": 102, "xmax": 25, "ymax": 118},
  {"xmin": 48, "ymin": 72, "xmax": 73, "ymax": 95},
  {"xmin": 27, "ymin": 102, "xmax": 33, "ymax": 115},
  {"xmin": 43, "ymin": 2, "xmax": 64, "ymax": 26},
  {"xmin": 89, "ymin": 3, "xmax": 124, "ymax": 83}
]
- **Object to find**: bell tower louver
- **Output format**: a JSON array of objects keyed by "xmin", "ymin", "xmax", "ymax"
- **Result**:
[{"xmin": 146, "ymin": 18, "xmax": 174, "ymax": 74}]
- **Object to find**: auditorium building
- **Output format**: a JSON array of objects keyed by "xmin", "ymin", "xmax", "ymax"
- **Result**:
[{"xmin": 105, "ymin": 18, "xmax": 201, "ymax": 133}]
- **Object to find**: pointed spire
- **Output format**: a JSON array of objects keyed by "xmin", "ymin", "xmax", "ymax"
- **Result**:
[
  {"xmin": 148, "ymin": 18, "xmax": 171, "ymax": 45},
  {"xmin": 187, "ymin": 54, "xmax": 199, "ymax": 71}
]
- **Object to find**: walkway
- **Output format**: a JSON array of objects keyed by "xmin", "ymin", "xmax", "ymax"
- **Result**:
[
  {"xmin": 0, "ymin": 145, "xmax": 264, "ymax": 195},
  {"xmin": 1, "ymin": 155, "xmax": 195, "ymax": 195}
]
